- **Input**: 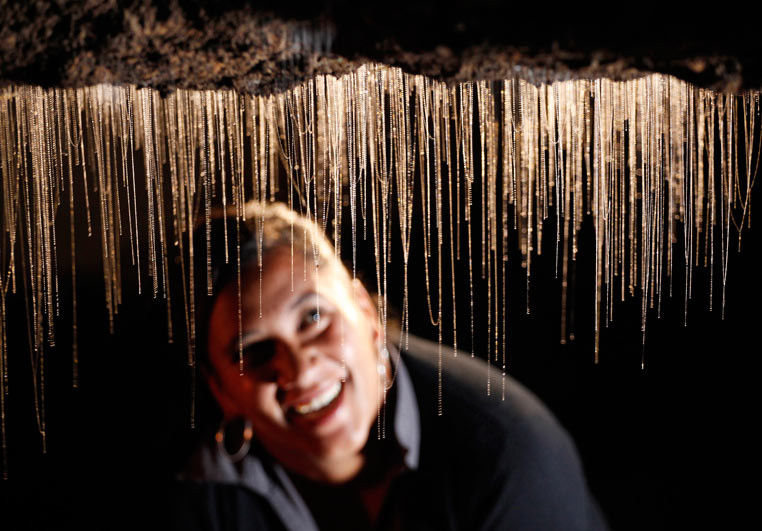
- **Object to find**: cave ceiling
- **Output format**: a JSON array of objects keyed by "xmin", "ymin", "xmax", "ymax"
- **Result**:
[{"xmin": 2, "ymin": 0, "xmax": 760, "ymax": 94}]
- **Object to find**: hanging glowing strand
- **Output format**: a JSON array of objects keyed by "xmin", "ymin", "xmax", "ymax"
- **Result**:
[
  {"xmin": 0, "ymin": 89, "xmax": 10, "ymax": 473},
  {"xmin": 458, "ymin": 82, "xmax": 477, "ymax": 361},
  {"xmin": 62, "ymin": 88, "xmax": 79, "ymax": 388},
  {"xmin": 1, "ymin": 271, "xmax": 6, "ymax": 479},
  {"xmin": 148, "ymin": 90, "xmax": 172, "ymax": 341}
]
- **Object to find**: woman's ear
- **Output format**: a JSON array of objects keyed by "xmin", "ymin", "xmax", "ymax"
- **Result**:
[
  {"xmin": 351, "ymin": 278, "xmax": 381, "ymax": 345},
  {"xmin": 204, "ymin": 366, "xmax": 241, "ymax": 420}
]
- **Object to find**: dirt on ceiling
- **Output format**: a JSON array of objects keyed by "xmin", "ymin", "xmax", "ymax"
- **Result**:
[{"xmin": 1, "ymin": 1, "xmax": 758, "ymax": 93}]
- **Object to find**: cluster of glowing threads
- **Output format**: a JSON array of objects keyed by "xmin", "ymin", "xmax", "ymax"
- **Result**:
[{"xmin": 0, "ymin": 64, "xmax": 759, "ymax": 479}]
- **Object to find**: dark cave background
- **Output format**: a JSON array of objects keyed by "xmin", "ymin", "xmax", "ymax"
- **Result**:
[{"xmin": 1, "ymin": 2, "xmax": 761, "ymax": 530}]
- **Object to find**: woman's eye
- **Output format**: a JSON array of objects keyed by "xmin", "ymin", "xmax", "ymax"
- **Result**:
[
  {"xmin": 236, "ymin": 340, "xmax": 276, "ymax": 370},
  {"xmin": 299, "ymin": 308, "xmax": 322, "ymax": 331}
]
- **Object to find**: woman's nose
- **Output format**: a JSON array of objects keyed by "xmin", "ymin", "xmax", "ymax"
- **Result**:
[{"xmin": 272, "ymin": 340, "xmax": 319, "ymax": 389}]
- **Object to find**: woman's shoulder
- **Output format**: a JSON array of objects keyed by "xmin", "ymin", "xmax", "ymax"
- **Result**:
[
  {"xmin": 170, "ymin": 480, "xmax": 288, "ymax": 531},
  {"xmin": 399, "ymin": 334, "xmax": 564, "ymax": 443},
  {"xmin": 397, "ymin": 334, "xmax": 582, "ymax": 491},
  {"xmin": 398, "ymin": 335, "xmax": 607, "ymax": 530}
]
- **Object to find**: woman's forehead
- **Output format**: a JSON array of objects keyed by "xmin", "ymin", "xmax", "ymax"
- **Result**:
[
  {"xmin": 238, "ymin": 247, "xmax": 349, "ymax": 302},
  {"xmin": 259, "ymin": 244, "xmax": 348, "ymax": 283}
]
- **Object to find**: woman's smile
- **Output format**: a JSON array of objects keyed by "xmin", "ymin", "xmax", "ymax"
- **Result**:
[
  {"xmin": 290, "ymin": 380, "xmax": 343, "ymax": 415},
  {"xmin": 286, "ymin": 379, "xmax": 347, "ymax": 432}
]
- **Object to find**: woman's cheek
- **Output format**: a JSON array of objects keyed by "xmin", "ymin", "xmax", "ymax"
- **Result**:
[{"xmin": 249, "ymin": 383, "xmax": 281, "ymax": 424}]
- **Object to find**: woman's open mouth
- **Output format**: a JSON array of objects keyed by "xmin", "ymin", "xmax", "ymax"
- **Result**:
[
  {"xmin": 292, "ymin": 381, "xmax": 342, "ymax": 414},
  {"xmin": 286, "ymin": 380, "xmax": 346, "ymax": 429}
]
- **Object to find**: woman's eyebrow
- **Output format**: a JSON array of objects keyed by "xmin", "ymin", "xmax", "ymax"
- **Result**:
[
  {"xmin": 227, "ymin": 331, "xmax": 262, "ymax": 354},
  {"xmin": 288, "ymin": 291, "xmax": 320, "ymax": 310}
]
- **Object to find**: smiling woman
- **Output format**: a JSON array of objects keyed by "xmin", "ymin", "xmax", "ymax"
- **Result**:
[
  {"xmin": 206, "ymin": 243, "xmax": 388, "ymax": 485},
  {"xmin": 172, "ymin": 200, "xmax": 608, "ymax": 531}
]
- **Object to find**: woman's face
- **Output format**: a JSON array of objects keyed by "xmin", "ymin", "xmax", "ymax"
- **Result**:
[{"xmin": 206, "ymin": 245, "xmax": 385, "ymax": 484}]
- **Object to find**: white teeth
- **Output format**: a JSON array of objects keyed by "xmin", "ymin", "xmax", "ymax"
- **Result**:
[{"xmin": 292, "ymin": 382, "xmax": 342, "ymax": 415}]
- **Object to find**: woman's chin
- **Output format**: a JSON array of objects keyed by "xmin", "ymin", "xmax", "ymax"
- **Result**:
[
  {"xmin": 304, "ymin": 450, "xmax": 367, "ymax": 484},
  {"xmin": 299, "ymin": 424, "xmax": 372, "ymax": 482},
  {"xmin": 304, "ymin": 422, "xmax": 367, "ymax": 462}
]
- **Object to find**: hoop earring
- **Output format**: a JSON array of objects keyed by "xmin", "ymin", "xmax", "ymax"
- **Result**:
[
  {"xmin": 378, "ymin": 346, "xmax": 392, "ymax": 393},
  {"xmin": 215, "ymin": 418, "xmax": 253, "ymax": 463}
]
